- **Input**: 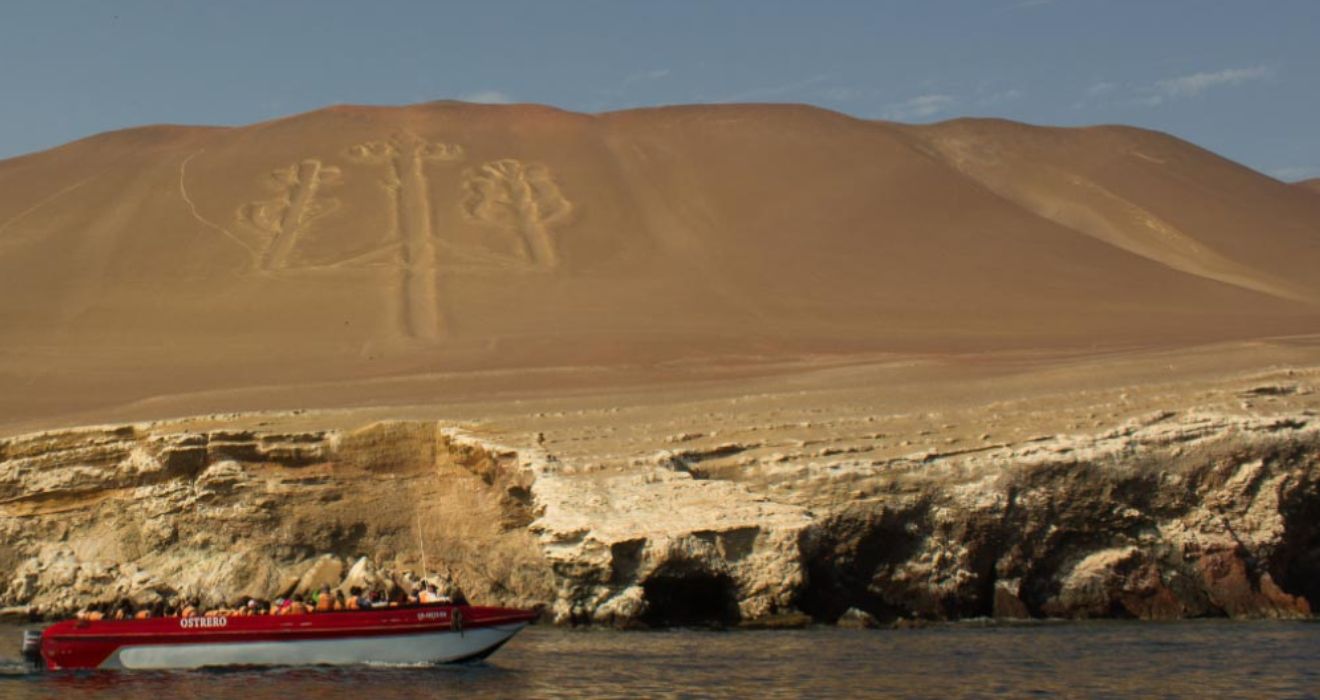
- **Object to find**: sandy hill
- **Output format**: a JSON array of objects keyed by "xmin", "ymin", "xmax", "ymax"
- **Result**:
[
  {"xmin": 2, "ymin": 102, "xmax": 1319, "ymax": 427},
  {"xmin": 1297, "ymin": 178, "xmax": 1320, "ymax": 194}
]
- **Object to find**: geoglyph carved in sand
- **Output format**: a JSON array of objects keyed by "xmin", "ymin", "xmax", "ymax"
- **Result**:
[
  {"xmin": 347, "ymin": 134, "xmax": 465, "ymax": 342},
  {"xmin": 462, "ymin": 159, "xmax": 572, "ymax": 269},
  {"xmin": 238, "ymin": 159, "xmax": 343, "ymax": 271},
  {"xmin": 227, "ymin": 145, "xmax": 573, "ymax": 337}
]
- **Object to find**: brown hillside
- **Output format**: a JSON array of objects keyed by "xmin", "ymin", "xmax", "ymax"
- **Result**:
[{"xmin": 2, "ymin": 102, "xmax": 1319, "ymax": 426}]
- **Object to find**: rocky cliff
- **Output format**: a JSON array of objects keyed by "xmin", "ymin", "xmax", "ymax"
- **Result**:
[
  {"xmin": 3, "ymin": 386, "xmax": 1318, "ymax": 626},
  {"xmin": 0, "ymin": 421, "xmax": 551, "ymax": 618}
]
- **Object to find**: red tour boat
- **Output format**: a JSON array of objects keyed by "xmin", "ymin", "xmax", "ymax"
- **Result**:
[{"xmin": 24, "ymin": 604, "xmax": 537, "ymax": 670}]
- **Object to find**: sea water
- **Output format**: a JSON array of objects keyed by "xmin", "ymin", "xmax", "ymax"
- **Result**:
[{"xmin": 2, "ymin": 620, "xmax": 1318, "ymax": 698}]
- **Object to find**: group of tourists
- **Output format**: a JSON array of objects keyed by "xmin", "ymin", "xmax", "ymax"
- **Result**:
[{"xmin": 75, "ymin": 581, "xmax": 465, "ymax": 620}]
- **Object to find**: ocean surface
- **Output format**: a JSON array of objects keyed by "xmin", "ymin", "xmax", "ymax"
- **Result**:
[{"xmin": 2, "ymin": 620, "xmax": 1318, "ymax": 699}]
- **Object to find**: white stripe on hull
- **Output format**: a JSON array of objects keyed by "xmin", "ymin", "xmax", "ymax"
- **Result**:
[{"xmin": 101, "ymin": 623, "xmax": 526, "ymax": 670}]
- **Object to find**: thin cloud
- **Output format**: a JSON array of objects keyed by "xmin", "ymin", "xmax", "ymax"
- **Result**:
[
  {"xmin": 590, "ymin": 69, "xmax": 673, "ymax": 110},
  {"xmin": 1269, "ymin": 165, "xmax": 1320, "ymax": 182},
  {"xmin": 883, "ymin": 94, "xmax": 956, "ymax": 121},
  {"xmin": 622, "ymin": 69, "xmax": 671, "ymax": 87},
  {"xmin": 1154, "ymin": 66, "xmax": 1272, "ymax": 99},
  {"xmin": 978, "ymin": 88, "xmax": 1024, "ymax": 106},
  {"xmin": 820, "ymin": 86, "xmax": 863, "ymax": 102},
  {"xmin": 1083, "ymin": 66, "xmax": 1274, "ymax": 109},
  {"xmin": 709, "ymin": 75, "xmax": 832, "ymax": 103},
  {"xmin": 460, "ymin": 90, "xmax": 514, "ymax": 104}
]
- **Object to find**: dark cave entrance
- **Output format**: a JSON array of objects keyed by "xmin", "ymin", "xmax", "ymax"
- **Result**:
[
  {"xmin": 641, "ymin": 572, "xmax": 741, "ymax": 628},
  {"xmin": 1276, "ymin": 470, "xmax": 1320, "ymax": 609}
]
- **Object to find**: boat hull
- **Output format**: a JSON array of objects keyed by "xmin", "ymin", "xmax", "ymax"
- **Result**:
[
  {"xmin": 40, "ymin": 605, "xmax": 535, "ymax": 670},
  {"xmin": 104, "ymin": 623, "xmax": 524, "ymax": 669}
]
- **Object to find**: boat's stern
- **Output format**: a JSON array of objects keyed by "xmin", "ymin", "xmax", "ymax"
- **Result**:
[{"xmin": 19, "ymin": 629, "xmax": 43, "ymax": 670}]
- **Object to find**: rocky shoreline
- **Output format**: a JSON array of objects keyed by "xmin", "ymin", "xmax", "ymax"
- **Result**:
[{"xmin": 2, "ymin": 399, "xmax": 1318, "ymax": 627}]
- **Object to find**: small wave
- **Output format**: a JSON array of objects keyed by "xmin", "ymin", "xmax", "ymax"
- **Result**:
[
  {"xmin": 359, "ymin": 661, "xmax": 442, "ymax": 669},
  {"xmin": 0, "ymin": 662, "xmax": 38, "ymax": 678}
]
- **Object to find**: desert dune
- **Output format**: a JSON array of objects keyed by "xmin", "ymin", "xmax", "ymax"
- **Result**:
[
  {"xmin": 2, "ymin": 102, "xmax": 1319, "ymax": 431},
  {"xmin": 4, "ymin": 102, "xmax": 1320, "ymax": 625}
]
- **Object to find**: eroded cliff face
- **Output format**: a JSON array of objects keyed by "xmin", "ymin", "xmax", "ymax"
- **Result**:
[
  {"xmin": 2, "ymin": 403, "xmax": 1318, "ymax": 626},
  {"xmin": 797, "ymin": 411, "xmax": 1320, "ymax": 622},
  {"xmin": 0, "ymin": 421, "xmax": 552, "ymax": 617}
]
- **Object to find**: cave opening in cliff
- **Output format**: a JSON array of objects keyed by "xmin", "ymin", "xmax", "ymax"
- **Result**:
[
  {"xmin": 1276, "ymin": 470, "xmax": 1320, "ymax": 609},
  {"xmin": 641, "ymin": 572, "xmax": 740, "ymax": 628}
]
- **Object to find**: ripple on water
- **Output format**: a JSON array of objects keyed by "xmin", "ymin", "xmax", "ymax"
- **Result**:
[{"xmin": 1, "ymin": 621, "xmax": 1319, "ymax": 699}]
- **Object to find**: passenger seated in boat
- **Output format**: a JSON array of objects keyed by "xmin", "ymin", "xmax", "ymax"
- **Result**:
[
  {"xmin": 181, "ymin": 600, "xmax": 198, "ymax": 619},
  {"xmin": 315, "ymin": 586, "xmax": 334, "ymax": 612},
  {"xmin": 418, "ymin": 583, "xmax": 444, "ymax": 604},
  {"xmin": 333, "ymin": 590, "xmax": 346, "ymax": 611},
  {"xmin": 287, "ymin": 594, "xmax": 309, "ymax": 615}
]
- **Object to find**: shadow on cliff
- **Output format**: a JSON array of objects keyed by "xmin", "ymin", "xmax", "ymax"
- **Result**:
[
  {"xmin": 640, "ymin": 567, "xmax": 741, "ymax": 628},
  {"xmin": 793, "ymin": 433, "xmax": 1320, "ymax": 624}
]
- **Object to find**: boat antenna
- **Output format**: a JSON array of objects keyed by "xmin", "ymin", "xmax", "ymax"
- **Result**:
[{"xmin": 415, "ymin": 510, "xmax": 429, "ymax": 579}]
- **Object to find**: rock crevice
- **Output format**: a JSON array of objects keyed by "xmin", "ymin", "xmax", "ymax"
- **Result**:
[{"xmin": 2, "ymin": 411, "xmax": 1318, "ymax": 626}]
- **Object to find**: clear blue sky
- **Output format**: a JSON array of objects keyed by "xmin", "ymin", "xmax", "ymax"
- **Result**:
[{"xmin": 2, "ymin": 1, "xmax": 1318, "ymax": 180}]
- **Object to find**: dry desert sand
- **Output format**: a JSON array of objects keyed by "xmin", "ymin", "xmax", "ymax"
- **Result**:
[
  {"xmin": 3, "ymin": 103, "xmax": 1320, "ymax": 624},
  {"xmin": 2, "ymin": 101, "xmax": 1320, "ymax": 432}
]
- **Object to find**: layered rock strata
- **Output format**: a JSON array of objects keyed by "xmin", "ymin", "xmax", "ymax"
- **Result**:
[{"xmin": 2, "ymin": 407, "xmax": 1318, "ymax": 625}]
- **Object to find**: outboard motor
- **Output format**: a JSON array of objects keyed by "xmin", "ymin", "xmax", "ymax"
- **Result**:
[{"xmin": 20, "ymin": 629, "xmax": 43, "ymax": 670}]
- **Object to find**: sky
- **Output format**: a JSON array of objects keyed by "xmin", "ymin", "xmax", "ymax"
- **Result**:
[{"xmin": 1, "ymin": 1, "xmax": 1318, "ymax": 180}]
